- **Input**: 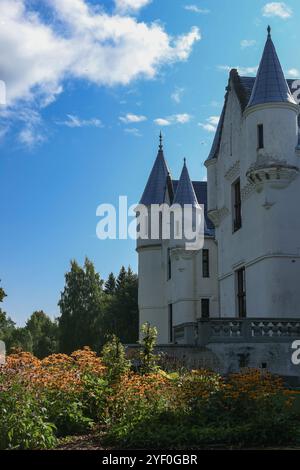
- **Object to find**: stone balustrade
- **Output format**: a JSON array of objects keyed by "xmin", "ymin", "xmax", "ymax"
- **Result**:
[{"xmin": 173, "ymin": 318, "xmax": 300, "ymax": 346}]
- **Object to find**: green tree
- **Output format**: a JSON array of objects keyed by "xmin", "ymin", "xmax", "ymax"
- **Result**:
[
  {"xmin": 58, "ymin": 258, "xmax": 106, "ymax": 353},
  {"xmin": 0, "ymin": 311, "xmax": 15, "ymax": 343},
  {"xmin": 0, "ymin": 281, "xmax": 15, "ymax": 346},
  {"xmin": 7, "ymin": 328, "xmax": 33, "ymax": 353},
  {"xmin": 26, "ymin": 311, "xmax": 58, "ymax": 358},
  {"xmin": 104, "ymin": 273, "xmax": 116, "ymax": 295},
  {"xmin": 104, "ymin": 266, "xmax": 138, "ymax": 344},
  {"xmin": 0, "ymin": 281, "xmax": 6, "ymax": 303}
]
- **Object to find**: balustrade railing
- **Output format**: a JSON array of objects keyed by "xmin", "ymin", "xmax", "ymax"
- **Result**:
[{"xmin": 173, "ymin": 318, "xmax": 300, "ymax": 346}]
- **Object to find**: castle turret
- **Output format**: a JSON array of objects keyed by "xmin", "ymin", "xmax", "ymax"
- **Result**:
[
  {"xmin": 244, "ymin": 26, "xmax": 299, "ymax": 180},
  {"xmin": 137, "ymin": 134, "xmax": 171, "ymax": 342},
  {"xmin": 169, "ymin": 160, "xmax": 200, "ymax": 329}
]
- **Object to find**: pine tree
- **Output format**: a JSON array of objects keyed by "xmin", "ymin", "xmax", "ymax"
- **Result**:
[
  {"xmin": 109, "ymin": 266, "xmax": 139, "ymax": 343},
  {"xmin": 104, "ymin": 273, "xmax": 116, "ymax": 295},
  {"xmin": 116, "ymin": 266, "xmax": 127, "ymax": 291}
]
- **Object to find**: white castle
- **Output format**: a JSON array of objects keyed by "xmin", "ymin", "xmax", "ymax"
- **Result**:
[{"xmin": 137, "ymin": 28, "xmax": 300, "ymax": 379}]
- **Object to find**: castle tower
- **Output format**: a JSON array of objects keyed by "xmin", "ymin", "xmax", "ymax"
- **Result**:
[
  {"xmin": 169, "ymin": 160, "xmax": 201, "ymax": 333},
  {"xmin": 244, "ymin": 26, "xmax": 299, "ymax": 171},
  {"xmin": 137, "ymin": 134, "xmax": 171, "ymax": 342},
  {"xmin": 205, "ymin": 27, "xmax": 300, "ymax": 318}
]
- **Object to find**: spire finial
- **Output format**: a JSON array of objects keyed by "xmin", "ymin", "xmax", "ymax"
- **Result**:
[
  {"xmin": 183, "ymin": 157, "xmax": 186, "ymax": 165},
  {"xmin": 267, "ymin": 25, "xmax": 271, "ymax": 37},
  {"xmin": 159, "ymin": 131, "xmax": 163, "ymax": 151}
]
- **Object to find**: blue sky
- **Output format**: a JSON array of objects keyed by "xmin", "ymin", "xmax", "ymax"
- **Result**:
[{"xmin": 0, "ymin": 0, "xmax": 299, "ymax": 325}]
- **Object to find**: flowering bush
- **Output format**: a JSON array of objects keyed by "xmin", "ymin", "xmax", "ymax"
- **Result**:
[{"xmin": 0, "ymin": 348, "xmax": 298, "ymax": 449}]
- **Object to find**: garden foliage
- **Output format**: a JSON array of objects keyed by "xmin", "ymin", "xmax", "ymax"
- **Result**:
[{"xmin": 0, "ymin": 335, "xmax": 299, "ymax": 449}]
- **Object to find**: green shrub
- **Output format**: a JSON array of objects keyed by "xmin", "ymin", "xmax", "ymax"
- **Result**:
[
  {"xmin": 81, "ymin": 373, "xmax": 111, "ymax": 422},
  {"xmin": 0, "ymin": 383, "xmax": 56, "ymax": 450},
  {"xmin": 105, "ymin": 408, "xmax": 297, "ymax": 449},
  {"xmin": 44, "ymin": 390, "xmax": 93, "ymax": 437},
  {"xmin": 139, "ymin": 323, "xmax": 160, "ymax": 374},
  {"xmin": 101, "ymin": 335, "xmax": 131, "ymax": 383}
]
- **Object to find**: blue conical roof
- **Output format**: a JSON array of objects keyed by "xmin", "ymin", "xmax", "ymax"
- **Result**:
[
  {"xmin": 173, "ymin": 160, "xmax": 198, "ymax": 207},
  {"xmin": 247, "ymin": 26, "xmax": 296, "ymax": 108},
  {"xmin": 140, "ymin": 134, "xmax": 170, "ymax": 205}
]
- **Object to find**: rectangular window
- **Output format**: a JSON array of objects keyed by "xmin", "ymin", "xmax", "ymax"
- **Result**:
[
  {"xmin": 236, "ymin": 267, "xmax": 246, "ymax": 318},
  {"xmin": 258, "ymin": 124, "xmax": 264, "ymax": 149},
  {"xmin": 201, "ymin": 299, "xmax": 210, "ymax": 319},
  {"xmin": 168, "ymin": 304, "xmax": 173, "ymax": 342},
  {"xmin": 202, "ymin": 249, "xmax": 210, "ymax": 278},
  {"xmin": 233, "ymin": 179, "xmax": 242, "ymax": 232},
  {"xmin": 167, "ymin": 248, "xmax": 171, "ymax": 280}
]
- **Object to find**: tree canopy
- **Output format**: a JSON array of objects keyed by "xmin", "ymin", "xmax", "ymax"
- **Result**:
[{"xmin": 0, "ymin": 260, "xmax": 139, "ymax": 355}]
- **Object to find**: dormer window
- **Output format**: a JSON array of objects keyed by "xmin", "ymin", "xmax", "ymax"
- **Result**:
[{"xmin": 257, "ymin": 124, "xmax": 264, "ymax": 149}]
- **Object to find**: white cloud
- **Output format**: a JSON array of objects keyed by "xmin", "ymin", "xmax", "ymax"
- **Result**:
[
  {"xmin": 0, "ymin": 0, "xmax": 200, "ymax": 129},
  {"xmin": 19, "ymin": 127, "xmax": 45, "ymax": 147},
  {"xmin": 199, "ymin": 116, "xmax": 220, "ymax": 132},
  {"xmin": 154, "ymin": 113, "xmax": 192, "ymax": 126},
  {"xmin": 184, "ymin": 5, "xmax": 210, "ymax": 14},
  {"xmin": 0, "ymin": 0, "xmax": 200, "ymax": 147},
  {"xmin": 262, "ymin": 2, "xmax": 292, "ymax": 19},
  {"xmin": 286, "ymin": 68, "xmax": 300, "ymax": 78},
  {"xmin": 171, "ymin": 87, "xmax": 185, "ymax": 103},
  {"xmin": 175, "ymin": 113, "xmax": 191, "ymax": 124},
  {"xmin": 0, "ymin": 127, "xmax": 9, "ymax": 141},
  {"xmin": 154, "ymin": 118, "xmax": 171, "ymax": 127},
  {"xmin": 124, "ymin": 127, "xmax": 142, "ymax": 137},
  {"xmin": 56, "ymin": 114, "xmax": 103, "ymax": 128},
  {"xmin": 119, "ymin": 113, "xmax": 147, "ymax": 123},
  {"xmin": 115, "ymin": 0, "xmax": 152, "ymax": 14},
  {"xmin": 218, "ymin": 65, "xmax": 258, "ymax": 75},
  {"xmin": 3, "ymin": 108, "xmax": 47, "ymax": 147},
  {"xmin": 240, "ymin": 39, "xmax": 256, "ymax": 49}
]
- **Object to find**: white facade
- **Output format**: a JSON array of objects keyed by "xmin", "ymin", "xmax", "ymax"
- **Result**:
[
  {"xmin": 138, "ymin": 29, "xmax": 300, "ymax": 350},
  {"xmin": 137, "ymin": 185, "xmax": 219, "ymax": 344}
]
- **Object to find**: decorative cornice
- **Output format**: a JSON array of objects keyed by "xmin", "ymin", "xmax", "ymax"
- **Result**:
[
  {"xmin": 204, "ymin": 157, "xmax": 217, "ymax": 168},
  {"xmin": 207, "ymin": 206, "xmax": 229, "ymax": 227},
  {"xmin": 241, "ymin": 181, "xmax": 255, "ymax": 202},
  {"xmin": 225, "ymin": 160, "xmax": 240, "ymax": 181},
  {"xmin": 246, "ymin": 163, "xmax": 299, "ymax": 190}
]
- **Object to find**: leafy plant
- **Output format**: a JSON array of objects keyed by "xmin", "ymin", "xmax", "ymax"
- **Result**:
[
  {"xmin": 0, "ymin": 382, "xmax": 56, "ymax": 450},
  {"xmin": 139, "ymin": 323, "xmax": 159, "ymax": 374},
  {"xmin": 102, "ymin": 335, "xmax": 131, "ymax": 383}
]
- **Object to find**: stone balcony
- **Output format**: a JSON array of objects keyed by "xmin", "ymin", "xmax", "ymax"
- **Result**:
[{"xmin": 174, "ymin": 318, "xmax": 300, "ymax": 346}]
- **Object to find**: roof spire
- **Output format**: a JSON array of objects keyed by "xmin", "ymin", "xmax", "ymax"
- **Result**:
[
  {"xmin": 140, "ymin": 134, "xmax": 170, "ymax": 205},
  {"xmin": 173, "ymin": 159, "xmax": 198, "ymax": 207},
  {"xmin": 159, "ymin": 131, "xmax": 163, "ymax": 151},
  {"xmin": 247, "ymin": 27, "xmax": 296, "ymax": 108}
]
